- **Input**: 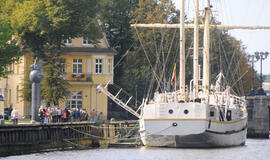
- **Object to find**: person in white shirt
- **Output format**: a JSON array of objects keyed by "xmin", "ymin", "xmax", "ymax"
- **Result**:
[{"xmin": 11, "ymin": 108, "xmax": 18, "ymax": 124}]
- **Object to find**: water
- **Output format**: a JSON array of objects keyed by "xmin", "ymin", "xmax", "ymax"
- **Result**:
[{"xmin": 2, "ymin": 139, "xmax": 270, "ymax": 160}]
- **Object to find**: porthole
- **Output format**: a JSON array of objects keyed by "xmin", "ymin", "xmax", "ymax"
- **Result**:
[
  {"xmin": 184, "ymin": 109, "xmax": 189, "ymax": 114},
  {"xmin": 168, "ymin": 109, "xmax": 173, "ymax": 114}
]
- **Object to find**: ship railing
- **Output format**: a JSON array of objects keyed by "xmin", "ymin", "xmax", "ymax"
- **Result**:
[
  {"xmin": 153, "ymin": 90, "xmax": 181, "ymax": 103},
  {"xmin": 211, "ymin": 92, "xmax": 246, "ymax": 106}
]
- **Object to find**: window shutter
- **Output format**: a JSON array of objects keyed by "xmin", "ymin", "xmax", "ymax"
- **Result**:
[{"xmin": 87, "ymin": 59, "xmax": 91, "ymax": 74}]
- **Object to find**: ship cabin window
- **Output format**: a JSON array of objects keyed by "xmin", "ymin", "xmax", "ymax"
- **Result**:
[
  {"xmin": 210, "ymin": 111, "xmax": 214, "ymax": 117},
  {"xmin": 226, "ymin": 110, "xmax": 232, "ymax": 121}
]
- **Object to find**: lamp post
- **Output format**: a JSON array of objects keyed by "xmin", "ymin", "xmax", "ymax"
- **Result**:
[
  {"xmin": 247, "ymin": 54, "xmax": 257, "ymax": 96},
  {"xmin": 255, "ymin": 52, "xmax": 269, "ymax": 95}
]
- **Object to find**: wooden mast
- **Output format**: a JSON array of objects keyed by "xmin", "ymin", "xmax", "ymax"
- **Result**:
[
  {"xmin": 193, "ymin": 0, "xmax": 199, "ymax": 100},
  {"xmin": 203, "ymin": 0, "xmax": 210, "ymax": 97},
  {"xmin": 179, "ymin": 0, "xmax": 185, "ymax": 100}
]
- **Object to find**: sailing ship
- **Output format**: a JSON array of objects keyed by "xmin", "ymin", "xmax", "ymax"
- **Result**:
[
  {"xmin": 136, "ymin": 0, "xmax": 248, "ymax": 148},
  {"xmin": 98, "ymin": 0, "xmax": 270, "ymax": 147}
]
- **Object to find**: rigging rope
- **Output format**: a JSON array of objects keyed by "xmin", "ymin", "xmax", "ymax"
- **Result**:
[{"xmin": 134, "ymin": 27, "xmax": 162, "ymax": 92}]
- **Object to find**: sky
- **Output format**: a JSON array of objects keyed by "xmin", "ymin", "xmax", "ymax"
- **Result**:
[{"xmin": 172, "ymin": 0, "xmax": 270, "ymax": 75}]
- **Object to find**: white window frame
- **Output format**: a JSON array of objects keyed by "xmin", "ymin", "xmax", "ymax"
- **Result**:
[
  {"xmin": 72, "ymin": 59, "xmax": 83, "ymax": 74},
  {"xmin": 95, "ymin": 58, "xmax": 103, "ymax": 74},
  {"xmin": 66, "ymin": 91, "xmax": 83, "ymax": 108},
  {"xmin": 107, "ymin": 58, "xmax": 112, "ymax": 74},
  {"xmin": 64, "ymin": 39, "xmax": 72, "ymax": 46},
  {"xmin": 82, "ymin": 38, "xmax": 93, "ymax": 47}
]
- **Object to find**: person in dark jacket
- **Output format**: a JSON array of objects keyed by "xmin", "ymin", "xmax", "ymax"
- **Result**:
[{"xmin": 74, "ymin": 108, "xmax": 80, "ymax": 122}]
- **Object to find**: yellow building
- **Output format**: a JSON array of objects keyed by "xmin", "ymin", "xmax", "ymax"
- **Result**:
[{"xmin": 0, "ymin": 36, "xmax": 116, "ymax": 119}]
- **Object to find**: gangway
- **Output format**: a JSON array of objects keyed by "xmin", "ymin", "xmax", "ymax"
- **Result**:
[{"xmin": 97, "ymin": 81, "xmax": 140, "ymax": 118}]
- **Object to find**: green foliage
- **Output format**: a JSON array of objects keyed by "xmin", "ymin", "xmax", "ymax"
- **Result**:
[
  {"xmin": 21, "ymin": 68, "xmax": 32, "ymax": 102},
  {"xmin": 1, "ymin": 0, "xmax": 104, "ymax": 104},
  {"xmin": 6, "ymin": 0, "xmax": 102, "ymax": 57},
  {"xmin": 41, "ymin": 55, "xmax": 70, "ymax": 105},
  {"xmin": 101, "ymin": 0, "xmax": 139, "ymax": 84},
  {"xmin": 0, "ymin": 18, "xmax": 22, "ymax": 78}
]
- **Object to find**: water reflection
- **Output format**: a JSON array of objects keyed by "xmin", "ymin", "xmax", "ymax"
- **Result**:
[{"xmin": 3, "ymin": 139, "xmax": 270, "ymax": 160}]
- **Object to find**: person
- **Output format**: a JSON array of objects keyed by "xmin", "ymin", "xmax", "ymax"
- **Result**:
[
  {"xmin": 56, "ymin": 107, "xmax": 62, "ymax": 122},
  {"xmin": 11, "ymin": 108, "xmax": 18, "ymax": 124},
  {"xmin": 38, "ymin": 105, "xmax": 45, "ymax": 124},
  {"xmin": 98, "ymin": 112, "xmax": 106, "ymax": 121},
  {"xmin": 51, "ymin": 106, "xmax": 57, "ymax": 123},
  {"xmin": 74, "ymin": 108, "xmax": 80, "ymax": 122},
  {"xmin": 44, "ymin": 107, "xmax": 50, "ymax": 123},
  {"xmin": 90, "ymin": 109, "xmax": 96, "ymax": 122},
  {"xmin": 62, "ymin": 108, "xmax": 69, "ymax": 122}
]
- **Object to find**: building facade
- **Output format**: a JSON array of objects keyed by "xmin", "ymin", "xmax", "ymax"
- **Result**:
[{"xmin": 0, "ymin": 36, "xmax": 116, "ymax": 119}]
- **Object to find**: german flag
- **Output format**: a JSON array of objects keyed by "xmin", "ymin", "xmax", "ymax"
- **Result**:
[{"xmin": 171, "ymin": 64, "xmax": 176, "ymax": 86}]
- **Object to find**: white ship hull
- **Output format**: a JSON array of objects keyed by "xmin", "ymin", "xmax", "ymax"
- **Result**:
[
  {"xmin": 140, "ymin": 101, "xmax": 247, "ymax": 147},
  {"xmin": 140, "ymin": 119, "xmax": 247, "ymax": 147}
]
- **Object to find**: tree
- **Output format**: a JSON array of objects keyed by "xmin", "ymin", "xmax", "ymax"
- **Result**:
[
  {"xmin": 8, "ymin": 0, "xmax": 102, "ymax": 57},
  {"xmin": 101, "ymin": 0, "xmax": 139, "ymax": 85},
  {"xmin": 41, "ymin": 56, "xmax": 69, "ymax": 106},
  {"xmin": 119, "ymin": 0, "xmax": 181, "ymax": 101},
  {"xmin": 0, "ymin": 18, "xmax": 22, "ymax": 78},
  {"xmin": 2, "ymin": 0, "xmax": 103, "ymax": 105}
]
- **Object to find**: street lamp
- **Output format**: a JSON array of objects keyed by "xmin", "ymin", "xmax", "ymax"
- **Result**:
[
  {"xmin": 255, "ymin": 52, "xmax": 269, "ymax": 95},
  {"xmin": 247, "ymin": 54, "xmax": 257, "ymax": 96}
]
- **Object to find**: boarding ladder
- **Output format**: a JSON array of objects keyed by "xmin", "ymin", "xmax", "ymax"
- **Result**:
[{"xmin": 97, "ymin": 81, "xmax": 140, "ymax": 118}]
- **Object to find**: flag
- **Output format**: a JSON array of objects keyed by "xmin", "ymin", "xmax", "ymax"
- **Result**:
[{"xmin": 171, "ymin": 64, "xmax": 176, "ymax": 86}]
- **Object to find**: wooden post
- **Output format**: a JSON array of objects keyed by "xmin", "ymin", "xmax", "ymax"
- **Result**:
[
  {"xmin": 103, "ymin": 124, "xmax": 108, "ymax": 138},
  {"xmin": 109, "ymin": 125, "xmax": 115, "ymax": 138}
]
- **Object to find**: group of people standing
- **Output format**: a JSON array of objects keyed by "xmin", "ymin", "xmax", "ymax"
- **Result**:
[{"xmin": 38, "ymin": 106, "xmax": 106, "ymax": 123}]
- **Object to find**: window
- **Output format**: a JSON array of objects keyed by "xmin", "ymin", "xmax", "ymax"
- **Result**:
[
  {"xmin": 64, "ymin": 39, "xmax": 72, "ymax": 45},
  {"xmin": 60, "ymin": 59, "xmax": 66, "ymax": 73},
  {"xmin": 82, "ymin": 38, "xmax": 93, "ymax": 46},
  {"xmin": 95, "ymin": 59, "xmax": 102, "ymax": 74},
  {"xmin": 66, "ymin": 91, "xmax": 82, "ymax": 108},
  {"xmin": 16, "ymin": 86, "xmax": 19, "ymax": 103},
  {"xmin": 107, "ymin": 58, "xmax": 111, "ymax": 74},
  {"xmin": 73, "ymin": 59, "xmax": 83, "ymax": 74}
]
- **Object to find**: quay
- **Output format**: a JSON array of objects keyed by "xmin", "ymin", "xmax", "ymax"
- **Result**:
[{"xmin": 0, "ymin": 121, "xmax": 139, "ymax": 156}]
